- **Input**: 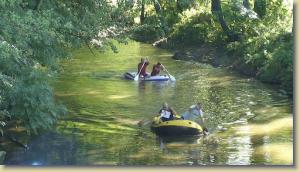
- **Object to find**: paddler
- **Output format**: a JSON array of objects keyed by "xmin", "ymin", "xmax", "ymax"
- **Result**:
[
  {"xmin": 137, "ymin": 57, "xmax": 149, "ymax": 77},
  {"xmin": 150, "ymin": 62, "xmax": 164, "ymax": 76},
  {"xmin": 159, "ymin": 102, "xmax": 177, "ymax": 122},
  {"xmin": 181, "ymin": 102, "xmax": 209, "ymax": 134}
]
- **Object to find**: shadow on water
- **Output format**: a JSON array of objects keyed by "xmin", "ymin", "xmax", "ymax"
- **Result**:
[
  {"xmin": 157, "ymin": 135, "xmax": 202, "ymax": 145},
  {"xmin": 4, "ymin": 132, "xmax": 78, "ymax": 165}
]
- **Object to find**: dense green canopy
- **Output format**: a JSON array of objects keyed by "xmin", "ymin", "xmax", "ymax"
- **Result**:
[{"xmin": 0, "ymin": 0, "xmax": 131, "ymax": 135}]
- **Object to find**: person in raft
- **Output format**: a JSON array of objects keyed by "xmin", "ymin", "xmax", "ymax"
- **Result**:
[
  {"xmin": 181, "ymin": 102, "xmax": 209, "ymax": 133},
  {"xmin": 159, "ymin": 102, "xmax": 177, "ymax": 122},
  {"xmin": 151, "ymin": 62, "xmax": 164, "ymax": 76},
  {"xmin": 137, "ymin": 57, "xmax": 149, "ymax": 78}
]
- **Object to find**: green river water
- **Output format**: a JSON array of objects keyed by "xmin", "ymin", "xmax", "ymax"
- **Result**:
[{"xmin": 3, "ymin": 41, "xmax": 293, "ymax": 165}]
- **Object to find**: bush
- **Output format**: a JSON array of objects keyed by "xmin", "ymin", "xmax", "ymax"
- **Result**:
[
  {"xmin": 169, "ymin": 8, "xmax": 222, "ymax": 45},
  {"xmin": 259, "ymin": 33, "xmax": 293, "ymax": 92},
  {"xmin": 131, "ymin": 24, "xmax": 165, "ymax": 42}
]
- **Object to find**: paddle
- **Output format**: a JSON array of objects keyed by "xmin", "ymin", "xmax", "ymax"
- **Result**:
[
  {"xmin": 134, "ymin": 61, "xmax": 146, "ymax": 81},
  {"xmin": 137, "ymin": 118, "xmax": 151, "ymax": 127},
  {"xmin": 161, "ymin": 64, "xmax": 176, "ymax": 82}
]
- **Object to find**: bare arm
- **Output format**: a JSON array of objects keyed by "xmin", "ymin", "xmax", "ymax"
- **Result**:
[{"xmin": 170, "ymin": 107, "xmax": 177, "ymax": 116}]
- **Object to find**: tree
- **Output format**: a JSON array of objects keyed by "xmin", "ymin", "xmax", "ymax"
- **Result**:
[
  {"xmin": 211, "ymin": 0, "xmax": 239, "ymax": 41},
  {"xmin": 0, "ymin": 0, "xmax": 128, "ymax": 135},
  {"xmin": 243, "ymin": 0, "xmax": 250, "ymax": 9},
  {"xmin": 140, "ymin": 0, "xmax": 146, "ymax": 24},
  {"xmin": 152, "ymin": 0, "xmax": 168, "ymax": 35},
  {"xmin": 292, "ymin": 3, "xmax": 295, "ymax": 34},
  {"xmin": 177, "ymin": 0, "xmax": 183, "ymax": 12},
  {"xmin": 254, "ymin": 0, "xmax": 266, "ymax": 18}
]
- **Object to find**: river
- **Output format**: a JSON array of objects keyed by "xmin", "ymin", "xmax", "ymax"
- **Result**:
[{"xmin": 4, "ymin": 41, "xmax": 293, "ymax": 165}]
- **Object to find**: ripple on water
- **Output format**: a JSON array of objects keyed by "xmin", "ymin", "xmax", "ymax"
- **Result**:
[{"xmin": 4, "ymin": 41, "xmax": 292, "ymax": 166}]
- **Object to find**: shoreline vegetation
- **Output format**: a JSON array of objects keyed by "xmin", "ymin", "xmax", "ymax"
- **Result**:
[
  {"xmin": 131, "ymin": 0, "xmax": 293, "ymax": 96},
  {"xmin": 153, "ymin": 40, "xmax": 291, "ymax": 96},
  {"xmin": 0, "ymin": 0, "xmax": 132, "ymax": 161}
]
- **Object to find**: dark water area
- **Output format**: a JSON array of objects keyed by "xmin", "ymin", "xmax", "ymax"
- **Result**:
[{"xmin": 3, "ymin": 41, "xmax": 293, "ymax": 165}]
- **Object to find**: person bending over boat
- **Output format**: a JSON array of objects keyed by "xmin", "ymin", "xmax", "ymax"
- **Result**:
[
  {"xmin": 181, "ymin": 103, "xmax": 209, "ymax": 134},
  {"xmin": 151, "ymin": 62, "xmax": 164, "ymax": 76},
  {"xmin": 181, "ymin": 103, "xmax": 203, "ymax": 121},
  {"xmin": 138, "ymin": 57, "xmax": 149, "ymax": 77},
  {"xmin": 159, "ymin": 102, "xmax": 177, "ymax": 122}
]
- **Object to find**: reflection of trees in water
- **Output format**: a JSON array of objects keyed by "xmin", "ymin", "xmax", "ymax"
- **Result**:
[
  {"xmin": 205, "ymin": 79, "xmax": 261, "ymax": 130},
  {"xmin": 4, "ymin": 68, "xmax": 289, "ymax": 165},
  {"xmin": 137, "ymin": 81, "xmax": 177, "ymax": 115},
  {"xmin": 116, "ymin": 128, "xmax": 163, "ymax": 165},
  {"xmin": 155, "ymin": 135, "xmax": 229, "ymax": 165},
  {"xmin": 138, "ymin": 81, "xmax": 175, "ymax": 95},
  {"xmin": 203, "ymin": 78, "xmax": 292, "ymax": 164},
  {"xmin": 5, "ymin": 131, "xmax": 78, "ymax": 165},
  {"xmin": 6, "ymin": 128, "xmax": 154, "ymax": 165},
  {"xmin": 225, "ymin": 135, "xmax": 254, "ymax": 165},
  {"xmin": 249, "ymin": 134, "xmax": 268, "ymax": 164}
]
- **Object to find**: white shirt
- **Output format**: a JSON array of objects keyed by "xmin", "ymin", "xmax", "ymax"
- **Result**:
[
  {"xmin": 182, "ymin": 105, "xmax": 203, "ymax": 121},
  {"xmin": 160, "ymin": 109, "xmax": 171, "ymax": 118}
]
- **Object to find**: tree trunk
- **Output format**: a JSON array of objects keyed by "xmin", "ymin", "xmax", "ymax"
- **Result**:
[
  {"xmin": 292, "ymin": 2, "xmax": 295, "ymax": 34},
  {"xmin": 243, "ymin": 0, "xmax": 250, "ymax": 9},
  {"xmin": 153, "ymin": 0, "xmax": 162, "ymax": 14},
  {"xmin": 211, "ymin": 0, "xmax": 238, "ymax": 41},
  {"xmin": 211, "ymin": 0, "xmax": 230, "ymax": 34},
  {"xmin": 140, "ymin": 0, "xmax": 145, "ymax": 25},
  {"xmin": 177, "ymin": 0, "xmax": 182, "ymax": 12},
  {"xmin": 254, "ymin": 0, "xmax": 266, "ymax": 18},
  {"xmin": 152, "ymin": 0, "xmax": 167, "ymax": 35},
  {"xmin": 35, "ymin": 0, "xmax": 43, "ymax": 10}
]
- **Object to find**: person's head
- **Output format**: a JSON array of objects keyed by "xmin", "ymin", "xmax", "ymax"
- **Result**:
[
  {"xmin": 157, "ymin": 62, "xmax": 164, "ymax": 70},
  {"xmin": 162, "ymin": 102, "xmax": 169, "ymax": 110},
  {"xmin": 141, "ymin": 58, "xmax": 145, "ymax": 62},
  {"xmin": 196, "ymin": 102, "xmax": 202, "ymax": 109}
]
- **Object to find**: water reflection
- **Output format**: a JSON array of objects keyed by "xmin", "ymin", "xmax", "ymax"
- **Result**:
[
  {"xmin": 3, "ymin": 41, "xmax": 293, "ymax": 165},
  {"xmin": 5, "ymin": 132, "xmax": 78, "ymax": 165}
]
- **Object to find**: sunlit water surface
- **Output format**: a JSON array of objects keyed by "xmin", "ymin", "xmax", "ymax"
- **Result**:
[{"xmin": 4, "ymin": 41, "xmax": 293, "ymax": 165}]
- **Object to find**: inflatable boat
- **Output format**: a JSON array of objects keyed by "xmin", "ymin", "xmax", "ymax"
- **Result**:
[
  {"xmin": 150, "ymin": 116, "xmax": 203, "ymax": 136},
  {"xmin": 123, "ymin": 72, "xmax": 172, "ymax": 81}
]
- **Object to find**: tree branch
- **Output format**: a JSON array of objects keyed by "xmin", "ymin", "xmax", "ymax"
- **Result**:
[{"xmin": 35, "ymin": 0, "xmax": 44, "ymax": 10}]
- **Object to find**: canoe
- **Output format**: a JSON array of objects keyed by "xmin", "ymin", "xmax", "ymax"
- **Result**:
[
  {"xmin": 150, "ymin": 116, "xmax": 203, "ymax": 136},
  {"xmin": 124, "ymin": 72, "xmax": 170, "ymax": 81}
]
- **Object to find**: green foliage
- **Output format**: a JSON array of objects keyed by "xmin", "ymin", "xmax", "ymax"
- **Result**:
[
  {"xmin": 131, "ymin": 0, "xmax": 182, "ymax": 42},
  {"xmin": 9, "ymin": 69, "xmax": 67, "ymax": 134},
  {"xmin": 131, "ymin": 23, "xmax": 165, "ymax": 42},
  {"xmin": 258, "ymin": 33, "xmax": 293, "ymax": 91},
  {"xmin": 225, "ymin": 0, "xmax": 293, "ymax": 93},
  {"xmin": 130, "ymin": 3, "xmax": 166, "ymax": 42},
  {"xmin": 0, "ymin": 0, "xmax": 129, "ymax": 135},
  {"xmin": 131, "ymin": 0, "xmax": 293, "ymax": 93},
  {"xmin": 254, "ymin": 0, "xmax": 266, "ymax": 18},
  {"xmin": 169, "ymin": 7, "xmax": 223, "ymax": 45},
  {"xmin": 176, "ymin": 0, "xmax": 198, "ymax": 11}
]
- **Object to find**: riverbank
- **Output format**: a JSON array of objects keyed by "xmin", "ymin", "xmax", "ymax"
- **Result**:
[{"xmin": 151, "ymin": 38, "xmax": 292, "ymax": 96}]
